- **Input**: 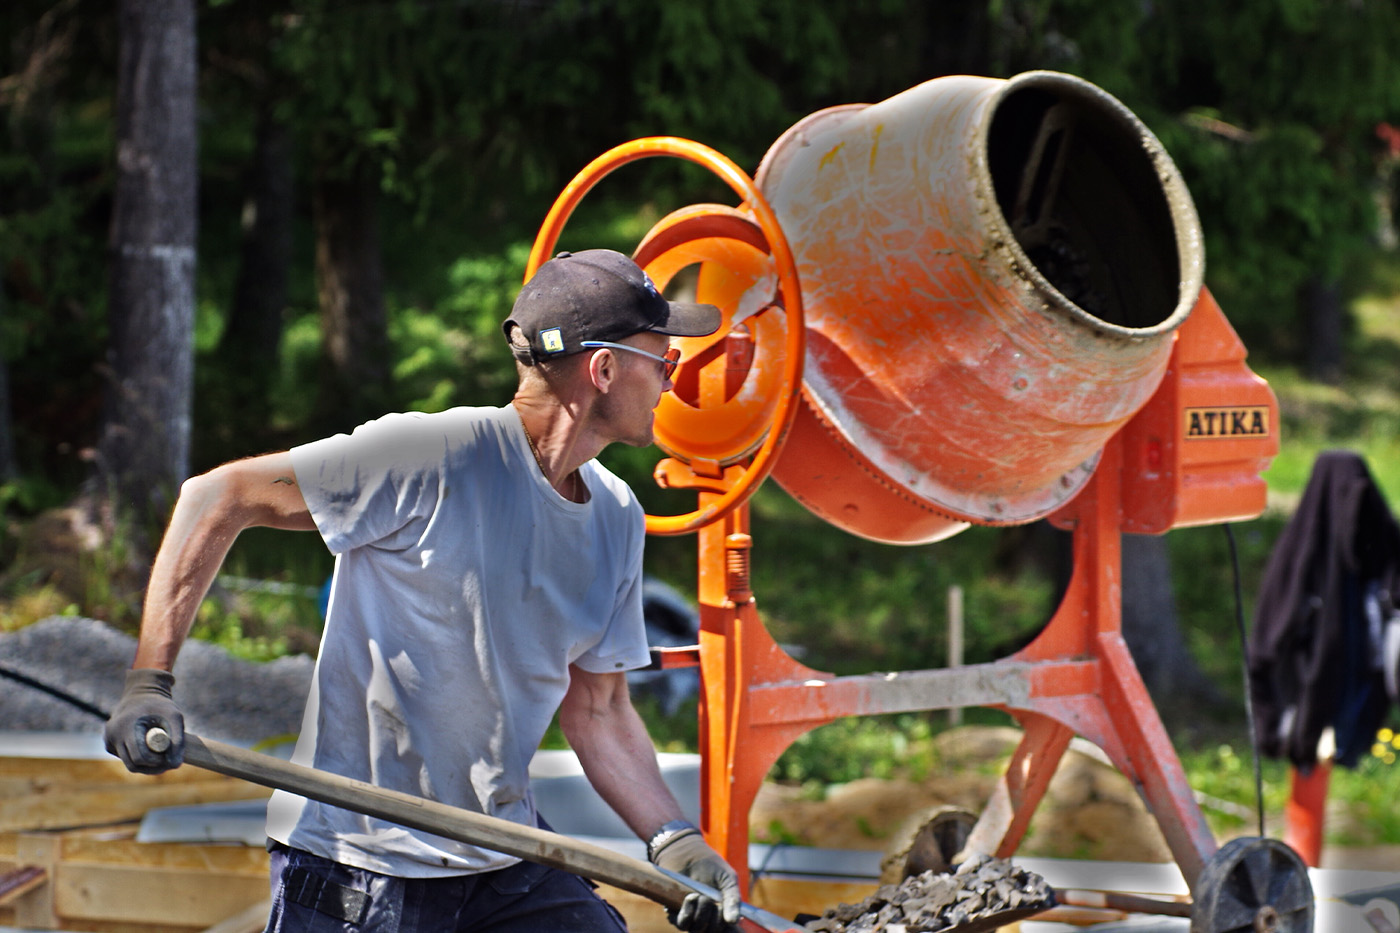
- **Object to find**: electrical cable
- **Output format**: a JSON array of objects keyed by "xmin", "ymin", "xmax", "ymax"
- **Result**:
[
  {"xmin": 0, "ymin": 663, "xmax": 111, "ymax": 721},
  {"xmin": 1224, "ymin": 523, "xmax": 1266, "ymax": 839}
]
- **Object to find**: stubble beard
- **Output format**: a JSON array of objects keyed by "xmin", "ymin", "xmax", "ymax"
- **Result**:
[{"xmin": 595, "ymin": 387, "xmax": 658, "ymax": 449}]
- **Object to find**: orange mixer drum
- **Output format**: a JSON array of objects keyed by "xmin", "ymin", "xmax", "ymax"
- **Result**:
[{"xmin": 758, "ymin": 71, "xmax": 1205, "ymax": 544}]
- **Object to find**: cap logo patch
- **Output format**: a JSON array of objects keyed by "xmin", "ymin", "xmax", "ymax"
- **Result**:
[
  {"xmin": 541, "ymin": 327, "xmax": 565, "ymax": 354},
  {"xmin": 641, "ymin": 272, "xmax": 662, "ymax": 298}
]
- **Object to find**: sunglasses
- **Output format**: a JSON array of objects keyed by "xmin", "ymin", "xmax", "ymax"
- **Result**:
[{"xmin": 580, "ymin": 341, "xmax": 682, "ymax": 380}]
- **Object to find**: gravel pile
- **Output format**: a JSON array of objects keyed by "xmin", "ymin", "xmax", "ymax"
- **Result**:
[
  {"xmin": 803, "ymin": 855, "xmax": 1054, "ymax": 932},
  {"xmin": 0, "ymin": 615, "xmax": 313, "ymax": 743}
]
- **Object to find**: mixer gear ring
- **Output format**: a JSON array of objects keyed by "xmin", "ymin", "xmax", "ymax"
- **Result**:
[{"xmin": 524, "ymin": 137, "xmax": 805, "ymax": 536}]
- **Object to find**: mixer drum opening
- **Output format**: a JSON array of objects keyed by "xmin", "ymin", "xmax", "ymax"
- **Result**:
[{"xmin": 986, "ymin": 81, "xmax": 1185, "ymax": 333}]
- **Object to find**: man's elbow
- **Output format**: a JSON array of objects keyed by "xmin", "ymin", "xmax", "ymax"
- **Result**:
[
  {"xmin": 171, "ymin": 463, "xmax": 259, "ymax": 534},
  {"xmin": 173, "ymin": 468, "xmax": 230, "ymax": 519}
]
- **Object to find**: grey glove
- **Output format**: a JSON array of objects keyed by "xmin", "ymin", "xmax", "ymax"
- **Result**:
[
  {"xmin": 103, "ymin": 668, "xmax": 185, "ymax": 774},
  {"xmin": 649, "ymin": 822, "xmax": 741, "ymax": 933}
]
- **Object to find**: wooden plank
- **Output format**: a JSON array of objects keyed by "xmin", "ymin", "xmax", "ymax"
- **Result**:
[
  {"xmin": 0, "ymin": 865, "xmax": 47, "ymax": 906},
  {"xmin": 0, "ymin": 755, "xmax": 232, "ymax": 784},
  {"xmin": 199, "ymin": 897, "xmax": 271, "ymax": 933},
  {"xmin": 595, "ymin": 884, "xmax": 675, "ymax": 933},
  {"xmin": 14, "ymin": 833, "xmax": 59, "ymax": 930},
  {"xmin": 748, "ymin": 876, "xmax": 878, "ymax": 924},
  {"xmin": 53, "ymin": 862, "xmax": 267, "ymax": 926},
  {"xmin": 55, "ymin": 835, "xmax": 269, "ymax": 872},
  {"xmin": 0, "ymin": 759, "xmax": 271, "ymax": 833},
  {"xmin": 2, "ymin": 780, "xmax": 270, "ymax": 832},
  {"xmin": 0, "ymin": 825, "xmax": 272, "ymax": 933}
]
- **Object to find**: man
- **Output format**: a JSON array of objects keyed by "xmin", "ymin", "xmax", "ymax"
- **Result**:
[{"xmin": 104, "ymin": 249, "xmax": 741, "ymax": 932}]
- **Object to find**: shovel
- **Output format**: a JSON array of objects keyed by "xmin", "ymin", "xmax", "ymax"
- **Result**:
[{"xmin": 143, "ymin": 729, "xmax": 804, "ymax": 933}]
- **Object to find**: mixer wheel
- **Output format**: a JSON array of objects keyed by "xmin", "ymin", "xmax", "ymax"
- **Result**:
[
  {"xmin": 879, "ymin": 806, "xmax": 978, "ymax": 883},
  {"xmin": 1190, "ymin": 837, "xmax": 1313, "ymax": 933}
]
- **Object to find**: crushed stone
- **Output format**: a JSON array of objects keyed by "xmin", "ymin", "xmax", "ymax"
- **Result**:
[{"xmin": 803, "ymin": 854, "xmax": 1054, "ymax": 932}]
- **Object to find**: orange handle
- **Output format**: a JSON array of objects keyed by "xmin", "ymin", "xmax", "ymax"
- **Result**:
[{"xmin": 525, "ymin": 137, "xmax": 804, "ymax": 536}]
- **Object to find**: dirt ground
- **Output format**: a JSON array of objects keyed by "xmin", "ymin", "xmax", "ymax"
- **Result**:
[{"xmin": 748, "ymin": 725, "xmax": 1400, "ymax": 873}]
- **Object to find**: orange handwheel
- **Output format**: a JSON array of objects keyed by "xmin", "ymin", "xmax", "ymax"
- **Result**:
[{"xmin": 524, "ymin": 137, "xmax": 805, "ymax": 536}]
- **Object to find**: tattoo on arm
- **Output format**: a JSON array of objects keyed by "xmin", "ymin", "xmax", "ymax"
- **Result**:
[{"xmin": 273, "ymin": 476, "xmax": 296, "ymax": 486}]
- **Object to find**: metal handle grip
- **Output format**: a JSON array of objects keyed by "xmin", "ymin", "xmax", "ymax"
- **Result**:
[{"xmin": 145, "ymin": 726, "xmax": 172, "ymax": 753}]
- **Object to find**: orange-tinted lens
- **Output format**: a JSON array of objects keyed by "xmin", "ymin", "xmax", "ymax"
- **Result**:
[{"xmin": 662, "ymin": 347, "xmax": 681, "ymax": 380}]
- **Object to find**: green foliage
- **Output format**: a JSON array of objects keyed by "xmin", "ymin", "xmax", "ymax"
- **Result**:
[
  {"xmin": 247, "ymin": 0, "xmax": 889, "ymax": 223},
  {"xmin": 741, "ymin": 499, "xmax": 1054, "ymax": 677},
  {"xmin": 1248, "ymin": 255, "xmax": 1400, "ymax": 502},
  {"xmin": 1153, "ymin": 1, "xmax": 1400, "ymax": 129},
  {"xmin": 0, "ymin": 475, "xmax": 64, "ymax": 517},
  {"xmin": 268, "ymin": 313, "xmax": 324, "ymax": 430},
  {"xmin": 187, "ymin": 526, "xmax": 332, "ymax": 661},
  {"xmin": 379, "ymin": 206, "xmax": 683, "ymax": 418},
  {"xmin": 0, "ymin": 90, "xmax": 111, "ymax": 484},
  {"xmin": 767, "ymin": 713, "xmax": 944, "ymax": 787},
  {"xmin": 387, "ymin": 240, "xmax": 534, "ymax": 413},
  {"xmin": 1166, "ymin": 519, "xmax": 1281, "ymax": 710},
  {"xmin": 1176, "ymin": 744, "xmax": 1289, "ymax": 834},
  {"xmin": 1178, "ymin": 740, "xmax": 1400, "ymax": 846},
  {"xmin": 1327, "ymin": 732, "xmax": 1400, "ymax": 846},
  {"xmin": 1163, "ymin": 121, "xmax": 1375, "ymax": 351},
  {"xmin": 987, "ymin": 0, "xmax": 1146, "ymax": 91},
  {"xmin": 191, "ymin": 603, "xmax": 290, "ymax": 663},
  {"xmin": 1137, "ymin": 0, "xmax": 1400, "ymax": 354}
]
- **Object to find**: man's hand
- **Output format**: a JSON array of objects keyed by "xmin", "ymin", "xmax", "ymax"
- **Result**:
[
  {"xmin": 649, "ymin": 823, "xmax": 741, "ymax": 933},
  {"xmin": 103, "ymin": 668, "xmax": 185, "ymax": 774}
]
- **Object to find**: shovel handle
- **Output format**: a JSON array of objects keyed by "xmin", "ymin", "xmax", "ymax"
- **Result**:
[
  {"xmin": 146, "ymin": 727, "xmax": 172, "ymax": 753},
  {"xmin": 141, "ymin": 728, "xmax": 802, "ymax": 933}
]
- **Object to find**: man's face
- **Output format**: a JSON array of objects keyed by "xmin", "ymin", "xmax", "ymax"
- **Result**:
[{"xmin": 598, "ymin": 331, "xmax": 675, "ymax": 448}]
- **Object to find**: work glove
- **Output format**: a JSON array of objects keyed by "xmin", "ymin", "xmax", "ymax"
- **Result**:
[
  {"xmin": 103, "ymin": 668, "xmax": 185, "ymax": 774},
  {"xmin": 649, "ymin": 822, "xmax": 741, "ymax": 933}
]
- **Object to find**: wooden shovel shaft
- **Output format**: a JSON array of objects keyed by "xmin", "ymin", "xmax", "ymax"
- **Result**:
[
  {"xmin": 172, "ymin": 732, "xmax": 688, "ymax": 903},
  {"xmin": 147, "ymin": 730, "xmax": 803, "ymax": 933}
]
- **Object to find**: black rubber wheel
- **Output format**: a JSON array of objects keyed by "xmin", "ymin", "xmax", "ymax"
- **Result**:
[
  {"xmin": 904, "ymin": 806, "xmax": 978, "ymax": 877},
  {"xmin": 1191, "ymin": 837, "xmax": 1314, "ymax": 933}
]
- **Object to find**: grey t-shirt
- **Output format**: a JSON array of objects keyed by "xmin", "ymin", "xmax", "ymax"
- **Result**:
[{"xmin": 266, "ymin": 405, "xmax": 651, "ymax": 876}]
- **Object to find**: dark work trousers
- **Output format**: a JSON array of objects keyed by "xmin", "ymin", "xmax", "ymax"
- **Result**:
[{"xmin": 263, "ymin": 840, "xmax": 631, "ymax": 932}]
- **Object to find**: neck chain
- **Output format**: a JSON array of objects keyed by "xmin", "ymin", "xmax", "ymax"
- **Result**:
[{"xmin": 519, "ymin": 415, "xmax": 582, "ymax": 503}]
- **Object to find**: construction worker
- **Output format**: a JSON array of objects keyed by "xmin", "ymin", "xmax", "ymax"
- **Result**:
[{"xmin": 103, "ymin": 249, "xmax": 741, "ymax": 933}]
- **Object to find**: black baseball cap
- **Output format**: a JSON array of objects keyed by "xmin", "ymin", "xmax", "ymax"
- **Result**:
[{"xmin": 503, "ymin": 249, "xmax": 722, "ymax": 363}]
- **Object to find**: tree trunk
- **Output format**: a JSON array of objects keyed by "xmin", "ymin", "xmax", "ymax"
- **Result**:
[
  {"xmin": 312, "ymin": 160, "xmax": 390, "ymax": 433},
  {"xmin": 210, "ymin": 108, "xmax": 293, "ymax": 450},
  {"xmin": 1121, "ymin": 532, "xmax": 1226, "ymax": 732},
  {"xmin": 1302, "ymin": 276, "xmax": 1344, "ymax": 385},
  {"xmin": 95, "ymin": 0, "xmax": 198, "ymax": 534}
]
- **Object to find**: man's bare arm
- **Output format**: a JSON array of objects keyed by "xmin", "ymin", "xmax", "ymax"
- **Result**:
[
  {"xmin": 559, "ymin": 667, "xmax": 687, "ymax": 839},
  {"xmin": 133, "ymin": 451, "xmax": 315, "ymax": 670},
  {"xmin": 560, "ymin": 666, "xmax": 741, "ymax": 929}
]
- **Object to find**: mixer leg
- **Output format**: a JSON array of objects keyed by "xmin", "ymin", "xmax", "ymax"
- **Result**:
[
  {"xmin": 1095, "ymin": 632, "xmax": 1217, "ymax": 889},
  {"xmin": 958, "ymin": 714, "xmax": 1072, "ymax": 861}
]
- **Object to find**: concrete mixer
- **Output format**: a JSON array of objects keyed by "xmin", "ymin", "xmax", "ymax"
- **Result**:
[{"xmin": 524, "ymin": 71, "xmax": 1304, "ymax": 933}]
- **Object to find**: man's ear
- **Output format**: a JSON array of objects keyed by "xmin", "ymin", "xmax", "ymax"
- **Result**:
[{"xmin": 587, "ymin": 348, "xmax": 616, "ymax": 393}]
